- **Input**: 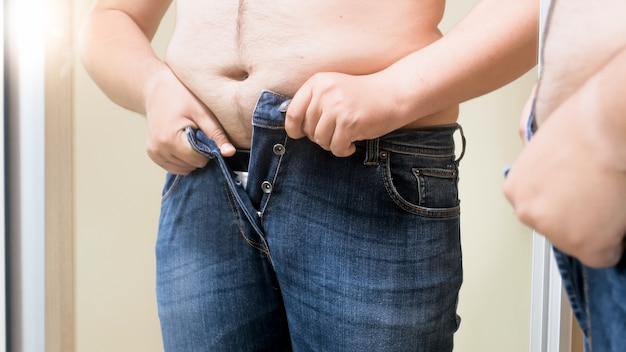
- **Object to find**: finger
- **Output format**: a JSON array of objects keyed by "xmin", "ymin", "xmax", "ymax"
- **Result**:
[
  {"xmin": 520, "ymin": 84, "xmax": 539, "ymax": 144},
  {"xmin": 193, "ymin": 112, "xmax": 236, "ymax": 157},
  {"xmin": 330, "ymin": 143, "xmax": 356, "ymax": 157},
  {"xmin": 518, "ymin": 102, "xmax": 532, "ymax": 142},
  {"xmin": 147, "ymin": 146, "xmax": 199, "ymax": 175},
  {"xmin": 518, "ymin": 115, "xmax": 527, "ymax": 141},
  {"xmin": 285, "ymin": 89, "xmax": 311, "ymax": 139},
  {"xmin": 147, "ymin": 128, "xmax": 208, "ymax": 172},
  {"xmin": 210, "ymin": 128, "xmax": 236, "ymax": 157},
  {"xmin": 302, "ymin": 94, "xmax": 323, "ymax": 142},
  {"xmin": 312, "ymin": 110, "xmax": 334, "ymax": 151},
  {"xmin": 175, "ymin": 129, "xmax": 210, "ymax": 167},
  {"xmin": 327, "ymin": 124, "xmax": 357, "ymax": 157},
  {"xmin": 159, "ymin": 158, "xmax": 197, "ymax": 176}
]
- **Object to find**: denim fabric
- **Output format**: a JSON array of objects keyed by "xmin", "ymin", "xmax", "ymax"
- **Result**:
[
  {"xmin": 156, "ymin": 90, "xmax": 464, "ymax": 352},
  {"xmin": 553, "ymin": 249, "xmax": 626, "ymax": 352}
]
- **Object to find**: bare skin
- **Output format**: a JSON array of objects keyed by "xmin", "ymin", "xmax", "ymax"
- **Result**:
[
  {"xmin": 504, "ymin": 0, "xmax": 626, "ymax": 267},
  {"xmin": 535, "ymin": 0, "xmax": 626, "ymax": 122},
  {"xmin": 80, "ymin": 0, "xmax": 537, "ymax": 175},
  {"xmin": 166, "ymin": 1, "xmax": 453, "ymax": 151}
]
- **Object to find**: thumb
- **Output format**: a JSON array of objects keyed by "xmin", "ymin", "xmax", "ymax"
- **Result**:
[
  {"xmin": 194, "ymin": 116, "xmax": 236, "ymax": 157},
  {"xmin": 212, "ymin": 129, "xmax": 236, "ymax": 157}
]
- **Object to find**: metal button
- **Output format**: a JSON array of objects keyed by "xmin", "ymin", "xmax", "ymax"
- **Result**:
[
  {"xmin": 261, "ymin": 181, "xmax": 273, "ymax": 194},
  {"xmin": 278, "ymin": 99, "xmax": 291, "ymax": 113},
  {"xmin": 273, "ymin": 144, "xmax": 286, "ymax": 156}
]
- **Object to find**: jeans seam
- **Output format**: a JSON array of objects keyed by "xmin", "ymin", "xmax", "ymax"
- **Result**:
[
  {"xmin": 259, "ymin": 136, "xmax": 289, "ymax": 216},
  {"xmin": 161, "ymin": 174, "xmax": 183, "ymax": 204},
  {"xmin": 380, "ymin": 153, "xmax": 460, "ymax": 218},
  {"xmin": 582, "ymin": 267, "xmax": 593, "ymax": 350},
  {"xmin": 224, "ymin": 186, "xmax": 271, "ymax": 257}
]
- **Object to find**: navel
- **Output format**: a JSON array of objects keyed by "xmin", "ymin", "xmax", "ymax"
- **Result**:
[
  {"xmin": 221, "ymin": 67, "xmax": 250, "ymax": 82},
  {"xmin": 233, "ymin": 69, "xmax": 250, "ymax": 82}
]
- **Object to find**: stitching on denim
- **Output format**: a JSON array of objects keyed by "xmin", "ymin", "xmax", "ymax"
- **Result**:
[
  {"xmin": 379, "ymin": 145, "xmax": 455, "ymax": 157},
  {"xmin": 264, "ymin": 90, "xmax": 290, "ymax": 100},
  {"xmin": 259, "ymin": 136, "xmax": 289, "ymax": 216},
  {"xmin": 224, "ymin": 186, "xmax": 270, "ymax": 256},
  {"xmin": 363, "ymin": 138, "xmax": 380, "ymax": 166},
  {"xmin": 251, "ymin": 122, "xmax": 285, "ymax": 130},
  {"xmin": 250, "ymin": 90, "xmax": 291, "ymax": 130},
  {"xmin": 380, "ymin": 153, "xmax": 460, "ymax": 218},
  {"xmin": 161, "ymin": 174, "xmax": 183, "ymax": 204},
  {"xmin": 413, "ymin": 168, "xmax": 426, "ymax": 206},
  {"xmin": 414, "ymin": 167, "xmax": 457, "ymax": 178},
  {"xmin": 582, "ymin": 267, "xmax": 593, "ymax": 349}
]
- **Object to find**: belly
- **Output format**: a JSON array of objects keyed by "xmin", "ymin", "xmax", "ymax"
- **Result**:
[
  {"xmin": 536, "ymin": 0, "xmax": 626, "ymax": 125},
  {"xmin": 165, "ymin": 0, "xmax": 453, "ymax": 148}
]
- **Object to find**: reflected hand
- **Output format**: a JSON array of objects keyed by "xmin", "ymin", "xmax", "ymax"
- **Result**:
[
  {"xmin": 504, "ymin": 99, "xmax": 626, "ymax": 268},
  {"xmin": 518, "ymin": 83, "xmax": 538, "ymax": 143}
]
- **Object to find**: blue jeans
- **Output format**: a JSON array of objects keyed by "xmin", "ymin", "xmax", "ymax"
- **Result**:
[
  {"xmin": 525, "ymin": 106, "xmax": 626, "ymax": 352},
  {"xmin": 554, "ymin": 250, "xmax": 626, "ymax": 351},
  {"xmin": 155, "ymin": 90, "xmax": 464, "ymax": 351}
]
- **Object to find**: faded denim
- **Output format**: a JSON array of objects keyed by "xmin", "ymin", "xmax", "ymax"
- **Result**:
[{"xmin": 156, "ymin": 90, "xmax": 465, "ymax": 352}]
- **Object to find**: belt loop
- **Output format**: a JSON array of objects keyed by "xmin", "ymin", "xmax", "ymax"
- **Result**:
[
  {"xmin": 363, "ymin": 138, "xmax": 380, "ymax": 166},
  {"xmin": 455, "ymin": 124, "xmax": 466, "ymax": 165}
]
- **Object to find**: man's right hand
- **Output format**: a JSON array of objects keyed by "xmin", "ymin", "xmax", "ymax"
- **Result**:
[{"xmin": 143, "ymin": 68, "xmax": 235, "ymax": 175}]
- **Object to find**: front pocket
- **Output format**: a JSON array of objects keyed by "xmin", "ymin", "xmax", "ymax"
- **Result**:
[
  {"xmin": 161, "ymin": 173, "xmax": 183, "ymax": 202},
  {"xmin": 413, "ymin": 167, "xmax": 459, "ymax": 208},
  {"xmin": 380, "ymin": 152, "xmax": 460, "ymax": 218}
]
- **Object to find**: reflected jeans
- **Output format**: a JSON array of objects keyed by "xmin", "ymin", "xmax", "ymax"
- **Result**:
[
  {"xmin": 155, "ymin": 90, "xmax": 464, "ymax": 352},
  {"xmin": 554, "ymin": 250, "xmax": 626, "ymax": 351}
]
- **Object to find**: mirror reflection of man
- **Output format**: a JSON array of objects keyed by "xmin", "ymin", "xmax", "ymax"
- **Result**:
[{"xmin": 505, "ymin": 1, "xmax": 626, "ymax": 350}]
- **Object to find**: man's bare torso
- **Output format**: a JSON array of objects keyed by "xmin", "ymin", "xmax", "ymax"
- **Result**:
[
  {"xmin": 536, "ymin": 0, "xmax": 626, "ymax": 124},
  {"xmin": 165, "ymin": 0, "xmax": 453, "ymax": 148}
]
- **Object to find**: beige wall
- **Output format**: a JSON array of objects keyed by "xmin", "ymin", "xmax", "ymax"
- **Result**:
[
  {"xmin": 73, "ymin": 1, "xmax": 171, "ymax": 351},
  {"xmin": 73, "ymin": 1, "xmax": 535, "ymax": 351}
]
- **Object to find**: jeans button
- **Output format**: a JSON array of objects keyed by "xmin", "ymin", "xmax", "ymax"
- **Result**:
[
  {"xmin": 261, "ymin": 181, "xmax": 273, "ymax": 194},
  {"xmin": 278, "ymin": 99, "xmax": 291, "ymax": 113},
  {"xmin": 273, "ymin": 144, "xmax": 285, "ymax": 156}
]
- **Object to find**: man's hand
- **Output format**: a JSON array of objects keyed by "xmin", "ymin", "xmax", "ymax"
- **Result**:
[
  {"xmin": 285, "ymin": 72, "xmax": 399, "ymax": 157},
  {"xmin": 504, "ymin": 97, "xmax": 626, "ymax": 268},
  {"xmin": 144, "ymin": 68, "xmax": 235, "ymax": 175}
]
